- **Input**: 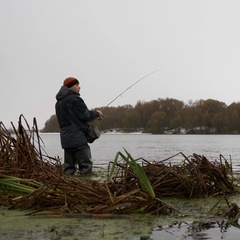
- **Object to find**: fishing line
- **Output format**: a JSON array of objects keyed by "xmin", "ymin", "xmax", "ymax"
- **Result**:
[{"xmin": 104, "ymin": 69, "xmax": 161, "ymax": 108}]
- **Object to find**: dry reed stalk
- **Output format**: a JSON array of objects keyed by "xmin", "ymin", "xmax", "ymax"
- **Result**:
[
  {"xmin": 0, "ymin": 115, "xmax": 237, "ymax": 216},
  {"xmin": 109, "ymin": 152, "xmax": 235, "ymax": 199}
]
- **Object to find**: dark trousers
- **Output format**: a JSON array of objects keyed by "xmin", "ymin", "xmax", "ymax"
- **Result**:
[{"xmin": 64, "ymin": 147, "xmax": 92, "ymax": 175}]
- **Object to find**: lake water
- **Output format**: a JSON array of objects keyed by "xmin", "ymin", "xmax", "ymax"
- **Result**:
[
  {"xmin": 40, "ymin": 133, "xmax": 240, "ymax": 169},
  {"xmin": 39, "ymin": 133, "xmax": 240, "ymax": 239}
]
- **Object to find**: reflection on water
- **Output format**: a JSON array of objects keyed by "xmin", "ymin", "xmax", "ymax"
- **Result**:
[
  {"xmin": 151, "ymin": 220, "xmax": 240, "ymax": 240},
  {"xmin": 40, "ymin": 133, "xmax": 240, "ymax": 169}
]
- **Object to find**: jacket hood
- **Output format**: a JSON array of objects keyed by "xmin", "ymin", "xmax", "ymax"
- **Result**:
[{"xmin": 56, "ymin": 86, "xmax": 80, "ymax": 101}]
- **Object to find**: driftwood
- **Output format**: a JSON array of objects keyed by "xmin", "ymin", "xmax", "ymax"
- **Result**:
[{"xmin": 0, "ymin": 115, "xmax": 236, "ymax": 216}]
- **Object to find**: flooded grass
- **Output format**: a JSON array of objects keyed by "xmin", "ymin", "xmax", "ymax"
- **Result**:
[
  {"xmin": 0, "ymin": 115, "xmax": 240, "ymax": 239},
  {"xmin": 1, "ymin": 194, "xmax": 240, "ymax": 239}
]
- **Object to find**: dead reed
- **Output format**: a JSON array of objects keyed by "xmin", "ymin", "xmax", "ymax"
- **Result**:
[
  {"xmin": 0, "ymin": 115, "xmax": 237, "ymax": 216},
  {"xmin": 108, "ymin": 152, "xmax": 235, "ymax": 199}
]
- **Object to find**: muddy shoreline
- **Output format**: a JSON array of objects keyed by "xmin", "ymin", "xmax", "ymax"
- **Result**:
[
  {"xmin": 1, "ymin": 121, "xmax": 240, "ymax": 239},
  {"xmin": 1, "ymin": 194, "xmax": 240, "ymax": 240}
]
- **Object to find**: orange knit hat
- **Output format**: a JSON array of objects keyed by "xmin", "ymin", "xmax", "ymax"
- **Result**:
[{"xmin": 63, "ymin": 77, "xmax": 79, "ymax": 88}]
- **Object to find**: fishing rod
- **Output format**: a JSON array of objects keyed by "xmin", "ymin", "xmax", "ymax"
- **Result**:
[
  {"xmin": 98, "ymin": 69, "xmax": 161, "ymax": 120},
  {"xmin": 104, "ymin": 69, "xmax": 161, "ymax": 108}
]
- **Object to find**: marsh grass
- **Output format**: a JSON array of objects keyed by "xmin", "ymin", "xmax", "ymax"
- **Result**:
[{"xmin": 0, "ymin": 115, "xmax": 238, "ymax": 218}]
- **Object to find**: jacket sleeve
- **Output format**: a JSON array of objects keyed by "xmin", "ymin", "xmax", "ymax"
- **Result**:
[{"xmin": 72, "ymin": 97, "xmax": 99, "ymax": 123}]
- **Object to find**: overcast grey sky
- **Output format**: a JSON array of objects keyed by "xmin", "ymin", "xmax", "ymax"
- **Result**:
[{"xmin": 1, "ymin": 0, "xmax": 240, "ymax": 129}]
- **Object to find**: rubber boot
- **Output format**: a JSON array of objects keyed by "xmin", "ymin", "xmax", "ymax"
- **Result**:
[
  {"xmin": 74, "ymin": 147, "xmax": 93, "ymax": 174},
  {"xmin": 64, "ymin": 149, "xmax": 76, "ymax": 175}
]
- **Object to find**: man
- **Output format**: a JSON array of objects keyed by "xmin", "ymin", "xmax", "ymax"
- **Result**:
[{"xmin": 55, "ymin": 77, "xmax": 103, "ymax": 175}]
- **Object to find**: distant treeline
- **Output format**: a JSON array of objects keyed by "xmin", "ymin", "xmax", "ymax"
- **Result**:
[{"xmin": 41, "ymin": 98, "xmax": 240, "ymax": 134}]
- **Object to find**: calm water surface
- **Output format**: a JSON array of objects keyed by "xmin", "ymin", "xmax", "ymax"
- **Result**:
[
  {"xmin": 39, "ymin": 133, "xmax": 240, "ymax": 239},
  {"xmin": 40, "ymin": 133, "xmax": 240, "ymax": 169}
]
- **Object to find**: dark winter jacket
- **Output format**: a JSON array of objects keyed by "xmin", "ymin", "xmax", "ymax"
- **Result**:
[{"xmin": 55, "ymin": 86, "xmax": 99, "ymax": 149}]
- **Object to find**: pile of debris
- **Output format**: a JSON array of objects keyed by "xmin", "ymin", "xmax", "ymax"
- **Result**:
[
  {"xmin": 0, "ymin": 115, "xmax": 237, "ymax": 216},
  {"xmin": 109, "ymin": 152, "xmax": 234, "ymax": 199}
]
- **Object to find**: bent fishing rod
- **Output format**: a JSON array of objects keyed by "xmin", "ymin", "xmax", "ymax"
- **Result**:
[{"xmin": 98, "ymin": 69, "xmax": 161, "ymax": 119}]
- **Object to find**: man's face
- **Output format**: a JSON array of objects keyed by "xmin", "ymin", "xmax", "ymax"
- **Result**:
[{"xmin": 70, "ymin": 83, "xmax": 80, "ymax": 93}]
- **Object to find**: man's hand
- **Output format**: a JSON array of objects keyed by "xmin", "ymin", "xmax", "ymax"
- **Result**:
[{"xmin": 96, "ymin": 110, "xmax": 104, "ymax": 119}]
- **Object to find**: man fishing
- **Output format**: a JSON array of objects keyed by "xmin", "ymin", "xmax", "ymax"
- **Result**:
[{"xmin": 55, "ymin": 77, "xmax": 104, "ymax": 175}]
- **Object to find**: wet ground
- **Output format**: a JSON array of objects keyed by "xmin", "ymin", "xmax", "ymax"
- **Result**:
[{"xmin": 1, "ymin": 194, "xmax": 240, "ymax": 240}]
